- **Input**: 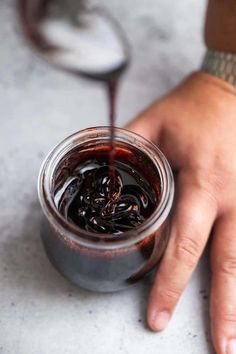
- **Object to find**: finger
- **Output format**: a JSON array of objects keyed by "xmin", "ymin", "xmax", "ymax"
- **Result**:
[
  {"xmin": 210, "ymin": 211, "xmax": 236, "ymax": 354},
  {"xmin": 125, "ymin": 102, "xmax": 163, "ymax": 142},
  {"xmin": 147, "ymin": 170, "xmax": 217, "ymax": 331}
]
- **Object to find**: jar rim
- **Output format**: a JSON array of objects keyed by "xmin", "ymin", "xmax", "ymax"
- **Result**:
[{"xmin": 38, "ymin": 126, "xmax": 174, "ymax": 250}]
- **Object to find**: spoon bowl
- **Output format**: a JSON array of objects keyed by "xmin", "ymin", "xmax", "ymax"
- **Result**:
[{"xmin": 19, "ymin": 0, "xmax": 130, "ymax": 80}]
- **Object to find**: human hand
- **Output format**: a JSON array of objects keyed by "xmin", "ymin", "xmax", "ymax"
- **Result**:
[{"xmin": 127, "ymin": 72, "xmax": 236, "ymax": 354}]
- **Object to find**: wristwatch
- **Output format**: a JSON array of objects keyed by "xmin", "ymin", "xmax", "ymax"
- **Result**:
[{"xmin": 201, "ymin": 49, "xmax": 236, "ymax": 87}]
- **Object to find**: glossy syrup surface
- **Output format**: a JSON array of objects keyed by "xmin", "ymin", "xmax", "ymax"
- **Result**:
[{"xmin": 55, "ymin": 156, "xmax": 157, "ymax": 234}]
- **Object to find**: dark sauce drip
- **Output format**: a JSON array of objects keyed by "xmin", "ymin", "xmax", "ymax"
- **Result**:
[
  {"xmin": 19, "ymin": 0, "xmax": 156, "ymax": 236},
  {"xmin": 56, "ymin": 159, "xmax": 156, "ymax": 234},
  {"xmin": 107, "ymin": 80, "xmax": 117, "ymax": 193}
]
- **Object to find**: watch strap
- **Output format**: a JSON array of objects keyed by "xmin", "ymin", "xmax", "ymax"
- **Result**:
[{"xmin": 201, "ymin": 49, "xmax": 236, "ymax": 87}]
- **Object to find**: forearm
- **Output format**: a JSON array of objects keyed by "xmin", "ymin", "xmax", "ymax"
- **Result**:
[{"xmin": 205, "ymin": 0, "xmax": 236, "ymax": 53}]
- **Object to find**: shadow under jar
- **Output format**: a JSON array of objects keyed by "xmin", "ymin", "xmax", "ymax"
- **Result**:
[{"xmin": 38, "ymin": 127, "xmax": 174, "ymax": 292}]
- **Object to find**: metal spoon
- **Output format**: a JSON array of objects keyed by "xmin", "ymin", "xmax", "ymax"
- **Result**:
[{"xmin": 18, "ymin": 0, "xmax": 130, "ymax": 80}]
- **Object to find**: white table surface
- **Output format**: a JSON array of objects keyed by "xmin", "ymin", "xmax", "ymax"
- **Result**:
[{"xmin": 0, "ymin": 0, "xmax": 215, "ymax": 353}]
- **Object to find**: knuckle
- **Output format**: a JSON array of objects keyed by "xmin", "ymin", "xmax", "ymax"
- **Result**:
[
  {"xmin": 189, "ymin": 168, "xmax": 221, "ymax": 205},
  {"xmin": 199, "ymin": 178, "xmax": 216, "ymax": 199},
  {"xmin": 175, "ymin": 236, "xmax": 201, "ymax": 267},
  {"xmin": 220, "ymin": 313, "xmax": 236, "ymax": 324},
  {"xmin": 218, "ymin": 258, "xmax": 236, "ymax": 277},
  {"xmin": 158, "ymin": 286, "xmax": 181, "ymax": 302}
]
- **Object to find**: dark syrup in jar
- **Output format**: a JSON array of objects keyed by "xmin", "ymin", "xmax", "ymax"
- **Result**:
[
  {"xmin": 56, "ymin": 158, "xmax": 156, "ymax": 234},
  {"xmin": 41, "ymin": 145, "xmax": 166, "ymax": 291}
]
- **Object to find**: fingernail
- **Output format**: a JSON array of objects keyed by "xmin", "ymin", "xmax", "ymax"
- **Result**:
[
  {"xmin": 152, "ymin": 311, "xmax": 170, "ymax": 331},
  {"xmin": 227, "ymin": 339, "xmax": 236, "ymax": 354}
]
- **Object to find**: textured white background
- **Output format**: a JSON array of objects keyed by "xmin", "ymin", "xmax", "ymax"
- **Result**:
[{"xmin": 0, "ymin": 0, "xmax": 215, "ymax": 353}]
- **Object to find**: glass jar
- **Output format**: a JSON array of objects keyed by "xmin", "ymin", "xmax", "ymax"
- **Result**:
[{"xmin": 38, "ymin": 127, "xmax": 174, "ymax": 292}]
